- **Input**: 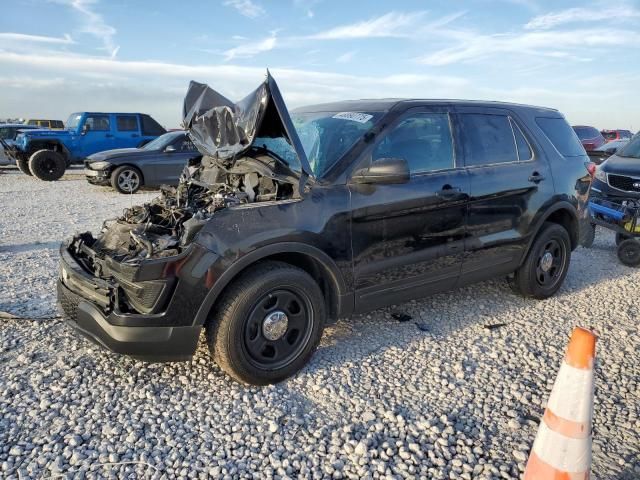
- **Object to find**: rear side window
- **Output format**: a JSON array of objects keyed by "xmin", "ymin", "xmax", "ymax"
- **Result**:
[
  {"xmin": 537, "ymin": 117, "xmax": 585, "ymax": 157},
  {"xmin": 459, "ymin": 113, "xmax": 517, "ymax": 166},
  {"xmin": 511, "ymin": 119, "xmax": 533, "ymax": 161},
  {"xmin": 141, "ymin": 115, "xmax": 166, "ymax": 136},
  {"xmin": 117, "ymin": 115, "xmax": 138, "ymax": 132},
  {"xmin": 52, "ymin": 120, "xmax": 64, "ymax": 128}
]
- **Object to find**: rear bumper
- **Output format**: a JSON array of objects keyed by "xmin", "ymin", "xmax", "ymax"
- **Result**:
[{"xmin": 58, "ymin": 281, "xmax": 200, "ymax": 361}]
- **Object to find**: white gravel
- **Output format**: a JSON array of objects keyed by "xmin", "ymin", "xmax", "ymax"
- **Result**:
[{"xmin": 1, "ymin": 166, "xmax": 639, "ymax": 479}]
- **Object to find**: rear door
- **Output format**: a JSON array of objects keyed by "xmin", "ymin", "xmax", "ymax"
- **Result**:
[
  {"xmin": 349, "ymin": 107, "xmax": 470, "ymax": 311},
  {"xmin": 455, "ymin": 107, "xmax": 554, "ymax": 282},
  {"xmin": 115, "ymin": 115, "xmax": 141, "ymax": 148}
]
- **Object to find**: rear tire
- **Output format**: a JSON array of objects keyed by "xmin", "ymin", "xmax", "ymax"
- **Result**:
[
  {"xmin": 580, "ymin": 223, "xmax": 596, "ymax": 248},
  {"xmin": 16, "ymin": 157, "xmax": 32, "ymax": 176},
  {"xmin": 511, "ymin": 222, "xmax": 571, "ymax": 299},
  {"xmin": 205, "ymin": 261, "xmax": 326, "ymax": 385},
  {"xmin": 111, "ymin": 165, "xmax": 143, "ymax": 194},
  {"xmin": 615, "ymin": 232, "xmax": 631, "ymax": 246},
  {"xmin": 617, "ymin": 239, "xmax": 640, "ymax": 267},
  {"xmin": 28, "ymin": 149, "xmax": 66, "ymax": 181}
]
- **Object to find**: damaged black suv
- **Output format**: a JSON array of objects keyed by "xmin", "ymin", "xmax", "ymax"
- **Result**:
[{"xmin": 57, "ymin": 74, "xmax": 590, "ymax": 385}]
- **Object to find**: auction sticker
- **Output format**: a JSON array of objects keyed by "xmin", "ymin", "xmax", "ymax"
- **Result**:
[{"xmin": 332, "ymin": 112, "xmax": 373, "ymax": 123}]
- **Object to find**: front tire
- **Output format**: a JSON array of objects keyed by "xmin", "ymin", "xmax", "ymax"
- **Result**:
[
  {"xmin": 511, "ymin": 222, "xmax": 571, "ymax": 299},
  {"xmin": 28, "ymin": 149, "xmax": 66, "ymax": 181},
  {"xmin": 206, "ymin": 261, "xmax": 326, "ymax": 385},
  {"xmin": 617, "ymin": 239, "xmax": 640, "ymax": 267},
  {"xmin": 111, "ymin": 165, "xmax": 143, "ymax": 194},
  {"xmin": 16, "ymin": 156, "xmax": 32, "ymax": 176}
]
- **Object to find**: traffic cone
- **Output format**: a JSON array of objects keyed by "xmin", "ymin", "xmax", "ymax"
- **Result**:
[{"xmin": 524, "ymin": 327, "xmax": 597, "ymax": 480}]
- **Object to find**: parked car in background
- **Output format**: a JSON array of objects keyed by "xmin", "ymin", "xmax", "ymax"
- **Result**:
[
  {"xmin": 573, "ymin": 125, "xmax": 606, "ymax": 151},
  {"xmin": 0, "ymin": 124, "xmax": 39, "ymax": 165},
  {"xmin": 24, "ymin": 119, "xmax": 65, "ymax": 129},
  {"xmin": 9, "ymin": 112, "xmax": 166, "ymax": 181},
  {"xmin": 57, "ymin": 74, "xmax": 590, "ymax": 385},
  {"xmin": 84, "ymin": 131, "xmax": 201, "ymax": 193},
  {"xmin": 601, "ymin": 129, "xmax": 633, "ymax": 143},
  {"xmin": 588, "ymin": 139, "xmax": 630, "ymax": 165}
]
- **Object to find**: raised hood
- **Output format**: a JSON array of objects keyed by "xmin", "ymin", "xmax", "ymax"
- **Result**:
[{"xmin": 182, "ymin": 72, "xmax": 314, "ymax": 182}]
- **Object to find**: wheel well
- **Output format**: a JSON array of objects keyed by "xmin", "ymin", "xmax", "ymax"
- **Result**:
[
  {"xmin": 28, "ymin": 141, "xmax": 68, "ymax": 160},
  {"xmin": 207, "ymin": 252, "xmax": 340, "ymax": 325},
  {"xmin": 114, "ymin": 164, "xmax": 145, "ymax": 183},
  {"xmin": 545, "ymin": 208, "xmax": 578, "ymax": 249}
]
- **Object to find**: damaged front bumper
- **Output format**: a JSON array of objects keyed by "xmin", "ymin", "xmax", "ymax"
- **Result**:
[
  {"xmin": 84, "ymin": 167, "xmax": 111, "ymax": 185},
  {"xmin": 57, "ymin": 242, "xmax": 204, "ymax": 361}
]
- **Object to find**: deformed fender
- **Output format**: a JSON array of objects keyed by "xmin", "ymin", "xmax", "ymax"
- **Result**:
[{"xmin": 192, "ymin": 242, "xmax": 352, "ymax": 327}]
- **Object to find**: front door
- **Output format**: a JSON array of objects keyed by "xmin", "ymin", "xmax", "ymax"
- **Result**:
[
  {"xmin": 349, "ymin": 108, "xmax": 469, "ymax": 312},
  {"xmin": 153, "ymin": 136, "xmax": 200, "ymax": 184},
  {"xmin": 455, "ymin": 107, "xmax": 554, "ymax": 282},
  {"xmin": 81, "ymin": 114, "xmax": 115, "ymax": 157}
]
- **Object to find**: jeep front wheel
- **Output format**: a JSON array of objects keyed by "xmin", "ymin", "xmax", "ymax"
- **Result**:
[
  {"xmin": 16, "ymin": 156, "xmax": 32, "ymax": 176},
  {"xmin": 28, "ymin": 150, "xmax": 66, "ymax": 181},
  {"xmin": 510, "ymin": 222, "xmax": 571, "ymax": 299},
  {"xmin": 206, "ymin": 261, "xmax": 326, "ymax": 385}
]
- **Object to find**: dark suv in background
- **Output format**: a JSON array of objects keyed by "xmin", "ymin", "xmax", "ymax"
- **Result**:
[{"xmin": 57, "ymin": 75, "xmax": 590, "ymax": 385}]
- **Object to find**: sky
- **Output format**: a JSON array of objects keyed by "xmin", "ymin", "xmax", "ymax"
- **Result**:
[{"xmin": 0, "ymin": 0, "xmax": 638, "ymax": 130}]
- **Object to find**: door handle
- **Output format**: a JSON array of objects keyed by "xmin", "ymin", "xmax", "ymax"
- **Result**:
[
  {"xmin": 436, "ymin": 185, "xmax": 462, "ymax": 198},
  {"xmin": 528, "ymin": 172, "xmax": 545, "ymax": 183}
]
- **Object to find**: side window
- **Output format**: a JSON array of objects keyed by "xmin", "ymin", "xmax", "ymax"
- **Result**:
[
  {"xmin": 536, "ymin": 117, "xmax": 585, "ymax": 157},
  {"xmin": 177, "ymin": 137, "xmax": 196, "ymax": 151},
  {"xmin": 85, "ymin": 115, "xmax": 110, "ymax": 131},
  {"xmin": 141, "ymin": 115, "xmax": 166, "ymax": 136},
  {"xmin": 510, "ymin": 119, "xmax": 533, "ymax": 161},
  {"xmin": 52, "ymin": 120, "xmax": 64, "ymax": 129},
  {"xmin": 27, "ymin": 120, "xmax": 38, "ymax": 126},
  {"xmin": 116, "ymin": 115, "xmax": 138, "ymax": 132},
  {"xmin": 373, "ymin": 113, "xmax": 454, "ymax": 173},
  {"xmin": 459, "ymin": 113, "xmax": 517, "ymax": 166}
]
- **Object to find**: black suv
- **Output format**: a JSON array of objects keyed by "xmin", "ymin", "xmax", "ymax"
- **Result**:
[{"xmin": 57, "ymin": 75, "xmax": 590, "ymax": 385}]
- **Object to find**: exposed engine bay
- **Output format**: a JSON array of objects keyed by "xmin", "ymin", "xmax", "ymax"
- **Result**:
[
  {"xmin": 68, "ymin": 72, "xmax": 313, "ymax": 271},
  {"xmin": 71, "ymin": 153, "xmax": 299, "ymax": 266}
]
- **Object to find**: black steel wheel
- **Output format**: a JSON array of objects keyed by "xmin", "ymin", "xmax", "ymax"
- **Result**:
[
  {"xmin": 510, "ymin": 222, "xmax": 571, "ymax": 299},
  {"xmin": 617, "ymin": 239, "xmax": 640, "ymax": 267},
  {"xmin": 206, "ymin": 261, "xmax": 325, "ymax": 385}
]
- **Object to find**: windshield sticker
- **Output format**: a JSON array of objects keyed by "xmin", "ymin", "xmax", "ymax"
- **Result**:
[{"xmin": 332, "ymin": 112, "xmax": 373, "ymax": 124}]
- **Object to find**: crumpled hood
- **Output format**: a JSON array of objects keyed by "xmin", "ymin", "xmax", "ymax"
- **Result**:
[
  {"xmin": 182, "ymin": 72, "xmax": 313, "ymax": 181},
  {"xmin": 87, "ymin": 148, "xmax": 143, "ymax": 162}
]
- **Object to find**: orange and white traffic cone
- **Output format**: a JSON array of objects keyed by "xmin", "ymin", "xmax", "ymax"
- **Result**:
[{"xmin": 524, "ymin": 327, "xmax": 597, "ymax": 480}]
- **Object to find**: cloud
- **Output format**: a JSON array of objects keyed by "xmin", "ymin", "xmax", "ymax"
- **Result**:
[
  {"xmin": 309, "ymin": 11, "xmax": 427, "ymax": 40},
  {"xmin": 525, "ymin": 6, "xmax": 640, "ymax": 30},
  {"xmin": 223, "ymin": 0, "xmax": 265, "ymax": 18},
  {"xmin": 223, "ymin": 33, "xmax": 277, "ymax": 60},
  {"xmin": 417, "ymin": 29, "xmax": 640, "ymax": 66},
  {"xmin": 0, "ymin": 33, "xmax": 74, "ymax": 44},
  {"xmin": 52, "ymin": 0, "xmax": 119, "ymax": 57},
  {"xmin": 336, "ymin": 50, "xmax": 356, "ymax": 63}
]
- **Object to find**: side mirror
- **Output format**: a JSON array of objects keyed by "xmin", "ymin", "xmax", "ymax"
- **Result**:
[
  {"xmin": 81, "ymin": 124, "xmax": 90, "ymax": 135},
  {"xmin": 165, "ymin": 145, "xmax": 177, "ymax": 153},
  {"xmin": 351, "ymin": 157, "xmax": 410, "ymax": 185}
]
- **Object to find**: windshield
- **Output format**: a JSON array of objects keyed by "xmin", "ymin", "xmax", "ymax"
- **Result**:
[
  {"xmin": 142, "ymin": 132, "xmax": 183, "ymax": 151},
  {"xmin": 292, "ymin": 111, "xmax": 383, "ymax": 177},
  {"xmin": 618, "ymin": 134, "xmax": 640, "ymax": 159},
  {"xmin": 0, "ymin": 127, "xmax": 16, "ymax": 140},
  {"xmin": 66, "ymin": 113, "xmax": 83, "ymax": 130}
]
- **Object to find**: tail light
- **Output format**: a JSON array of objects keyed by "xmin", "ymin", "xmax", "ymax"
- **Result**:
[{"xmin": 585, "ymin": 162, "xmax": 596, "ymax": 177}]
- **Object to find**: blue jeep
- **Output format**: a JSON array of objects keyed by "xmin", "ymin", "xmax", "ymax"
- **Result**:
[{"xmin": 12, "ymin": 112, "xmax": 166, "ymax": 181}]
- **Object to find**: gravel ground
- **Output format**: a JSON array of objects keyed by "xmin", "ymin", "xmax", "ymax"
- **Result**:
[{"xmin": 0, "ymin": 166, "xmax": 638, "ymax": 479}]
